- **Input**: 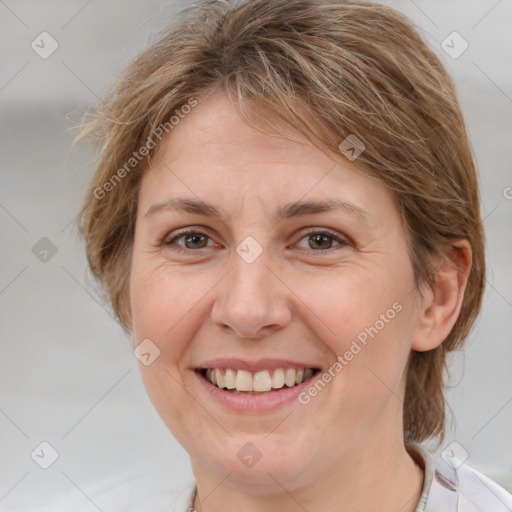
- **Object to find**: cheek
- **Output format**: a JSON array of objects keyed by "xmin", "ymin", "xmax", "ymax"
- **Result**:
[
  {"xmin": 293, "ymin": 266, "xmax": 415, "ymax": 401},
  {"xmin": 295, "ymin": 268, "xmax": 411, "ymax": 350},
  {"xmin": 130, "ymin": 259, "xmax": 198, "ymax": 340},
  {"xmin": 129, "ymin": 259, "xmax": 208, "ymax": 433}
]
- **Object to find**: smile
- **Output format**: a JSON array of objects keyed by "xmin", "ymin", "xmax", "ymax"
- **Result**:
[
  {"xmin": 200, "ymin": 367, "xmax": 317, "ymax": 394},
  {"xmin": 193, "ymin": 358, "xmax": 323, "ymax": 411}
]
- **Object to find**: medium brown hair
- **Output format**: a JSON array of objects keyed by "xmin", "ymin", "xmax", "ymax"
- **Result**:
[{"xmin": 76, "ymin": 0, "xmax": 485, "ymax": 442}]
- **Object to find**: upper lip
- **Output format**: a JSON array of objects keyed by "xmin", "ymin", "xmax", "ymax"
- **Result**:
[{"xmin": 196, "ymin": 358, "xmax": 320, "ymax": 372}]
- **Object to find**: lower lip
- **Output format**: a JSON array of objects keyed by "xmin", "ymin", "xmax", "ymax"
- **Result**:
[{"xmin": 194, "ymin": 370, "xmax": 319, "ymax": 412}]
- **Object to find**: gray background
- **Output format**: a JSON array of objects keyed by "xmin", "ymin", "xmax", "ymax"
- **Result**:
[{"xmin": 1, "ymin": 0, "xmax": 511, "ymax": 510}]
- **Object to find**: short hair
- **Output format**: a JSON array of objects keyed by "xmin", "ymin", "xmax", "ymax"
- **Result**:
[{"xmin": 76, "ymin": 0, "xmax": 485, "ymax": 442}]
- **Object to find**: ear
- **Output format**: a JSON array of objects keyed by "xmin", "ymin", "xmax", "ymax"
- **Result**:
[{"xmin": 411, "ymin": 240, "xmax": 472, "ymax": 352}]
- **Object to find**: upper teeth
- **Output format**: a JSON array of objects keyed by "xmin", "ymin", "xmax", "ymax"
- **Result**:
[{"xmin": 205, "ymin": 368, "xmax": 314, "ymax": 392}]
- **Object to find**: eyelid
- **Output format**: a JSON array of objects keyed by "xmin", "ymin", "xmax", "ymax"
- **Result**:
[
  {"xmin": 293, "ymin": 227, "xmax": 350, "ymax": 250},
  {"xmin": 162, "ymin": 226, "xmax": 350, "ymax": 255},
  {"xmin": 164, "ymin": 227, "xmax": 219, "ymax": 248}
]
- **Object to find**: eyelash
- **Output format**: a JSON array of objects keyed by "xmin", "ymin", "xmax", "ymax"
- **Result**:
[{"xmin": 163, "ymin": 228, "xmax": 349, "ymax": 255}]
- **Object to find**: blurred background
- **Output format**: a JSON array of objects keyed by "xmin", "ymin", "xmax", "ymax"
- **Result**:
[{"xmin": 1, "ymin": 0, "xmax": 511, "ymax": 510}]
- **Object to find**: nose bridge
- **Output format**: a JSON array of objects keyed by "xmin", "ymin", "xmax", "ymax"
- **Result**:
[{"xmin": 211, "ymin": 245, "xmax": 291, "ymax": 338}]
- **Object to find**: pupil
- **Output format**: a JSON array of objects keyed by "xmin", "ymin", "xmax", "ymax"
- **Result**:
[
  {"xmin": 185, "ymin": 233, "xmax": 206, "ymax": 248},
  {"xmin": 310, "ymin": 234, "xmax": 331, "ymax": 249}
]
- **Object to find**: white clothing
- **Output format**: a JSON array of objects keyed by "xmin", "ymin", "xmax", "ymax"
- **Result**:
[{"xmin": 170, "ymin": 445, "xmax": 512, "ymax": 511}]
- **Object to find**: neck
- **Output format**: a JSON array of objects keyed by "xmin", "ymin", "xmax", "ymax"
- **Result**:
[{"xmin": 191, "ymin": 432, "xmax": 424, "ymax": 512}]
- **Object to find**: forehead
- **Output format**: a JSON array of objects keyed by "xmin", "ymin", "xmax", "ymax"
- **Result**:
[
  {"xmin": 158, "ymin": 92, "xmax": 330, "ymax": 169},
  {"xmin": 139, "ymin": 91, "xmax": 396, "ymax": 227}
]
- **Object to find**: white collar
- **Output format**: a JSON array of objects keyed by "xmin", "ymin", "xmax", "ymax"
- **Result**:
[{"xmin": 170, "ymin": 444, "xmax": 512, "ymax": 511}]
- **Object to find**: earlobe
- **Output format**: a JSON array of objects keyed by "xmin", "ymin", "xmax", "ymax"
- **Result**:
[{"xmin": 412, "ymin": 240, "xmax": 472, "ymax": 352}]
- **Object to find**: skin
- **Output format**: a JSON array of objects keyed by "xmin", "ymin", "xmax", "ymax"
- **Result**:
[{"xmin": 128, "ymin": 90, "xmax": 471, "ymax": 512}]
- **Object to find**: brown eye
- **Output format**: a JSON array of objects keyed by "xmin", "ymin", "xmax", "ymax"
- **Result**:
[
  {"xmin": 308, "ymin": 233, "xmax": 334, "ymax": 250},
  {"xmin": 165, "ymin": 230, "xmax": 215, "ymax": 251},
  {"xmin": 183, "ymin": 232, "xmax": 208, "ymax": 249},
  {"xmin": 295, "ymin": 230, "xmax": 348, "ymax": 252}
]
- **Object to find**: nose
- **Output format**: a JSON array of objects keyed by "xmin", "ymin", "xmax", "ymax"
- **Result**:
[{"xmin": 210, "ymin": 253, "xmax": 292, "ymax": 339}]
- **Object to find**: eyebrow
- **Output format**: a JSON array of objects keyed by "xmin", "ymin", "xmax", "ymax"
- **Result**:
[{"xmin": 144, "ymin": 197, "xmax": 369, "ymax": 223}]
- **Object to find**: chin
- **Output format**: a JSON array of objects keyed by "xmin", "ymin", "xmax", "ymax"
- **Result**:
[{"xmin": 192, "ymin": 434, "xmax": 317, "ymax": 491}]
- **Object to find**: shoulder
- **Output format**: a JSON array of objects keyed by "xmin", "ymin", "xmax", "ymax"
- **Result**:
[
  {"xmin": 169, "ymin": 481, "xmax": 196, "ymax": 512},
  {"xmin": 425, "ymin": 445, "xmax": 512, "ymax": 512},
  {"xmin": 452, "ymin": 460, "xmax": 512, "ymax": 511}
]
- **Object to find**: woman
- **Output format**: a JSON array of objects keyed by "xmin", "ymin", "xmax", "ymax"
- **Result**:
[{"xmin": 77, "ymin": 0, "xmax": 512, "ymax": 510}]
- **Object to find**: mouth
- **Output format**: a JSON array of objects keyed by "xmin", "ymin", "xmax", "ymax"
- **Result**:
[{"xmin": 195, "ymin": 366, "xmax": 321, "ymax": 395}]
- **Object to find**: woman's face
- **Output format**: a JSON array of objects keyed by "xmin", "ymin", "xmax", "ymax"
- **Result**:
[{"xmin": 130, "ymin": 91, "xmax": 423, "ymax": 491}]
